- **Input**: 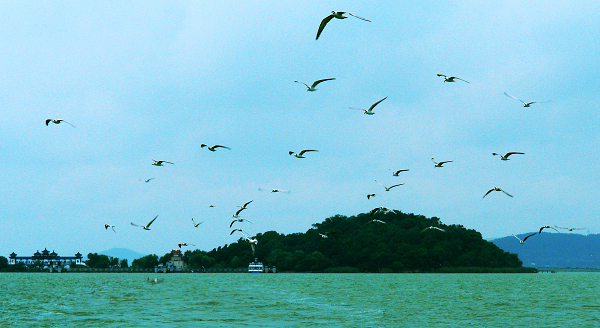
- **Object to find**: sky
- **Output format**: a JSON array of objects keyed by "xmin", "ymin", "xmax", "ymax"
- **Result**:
[{"xmin": 1, "ymin": 1, "xmax": 599, "ymax": 259}]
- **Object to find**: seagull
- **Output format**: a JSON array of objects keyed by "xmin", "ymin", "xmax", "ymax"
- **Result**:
[
  {"xmin": 152, "ymin": 160, "xmax": 174, "ymax": 166},
  {"xmin": 231, "ymin": 229, "xmax": 258, "ymax": 256},
  {"xmin": 554, "ymin": 225, "xmax": 587, "ymax": 232},
  {"xmin": 539, "ymin": 226, "xmax": 559, "ymax": 234},
  {"xmin": 201, "ymin": 144, "xmax": 231, "ymax": 151},
  {"xmin": 366, "ymin": 193, "xmax": 378, "ymax": 200},
  {"xmin": 421, "ymin": 226, "xmax": 445, "ymax": 232},
  {"xmin": 130, "ymin": 215, "xmax": 158, "ymax": 230},
  {"xmin": 104, "ymin": 224, "xmax": 116, "ymax": 233},
  {"xmin": 390, "ymin": 169, "xmax": 409, "ymax": 176},
  {"xmin": 192, "ymin": 218, "xmax": 204, "ymax": 227},
  {"xmin": 512, "ymin": 233, "xmax": 536, "ymax": 244},
  {"xmin": 483, "ymin": 187, "xmax": 513, "ymax": 199},
  {"xmin": 375, "ymin": 180, "xmax": 404, "ymax": 191},
  {"xmin": 289, "ymin": 149, "xmax": 319, "ymax": 158},
  {"xmin": 294, "ymin": 78, "xmax": 335, "ymax": 91},
  {"xmin": 504, "ymin": 92, "xmax": 551, "ymax": 107},
  {"xmin": 431, "ymin": 158, "xmax": 453, "ymax": 167},
  {"xmin": 492, "ymin": 152, "xmax": 524, "ymax": 161},
  {"xmin": 230, "ymin": 218, "xmax": 253, "ymax": 228},
  {"xmin": 437, "ymin": 74, "xmax": 470, "ymax": 84},
  {"xmin": 316, "ymin": 11, "xmax": 371, "ymax": 40},
  {"xmin": 350, "ymin": 96, "xmax": 387, "ymax": 115},
  {"xmin": 258, "ymin": 188, "xmax": 291, "ymax": 193},
  {"xmin": 369, "ymin": 206, "xmax": 397, "ymax": 216},
  {"xmin": 233, "ymin": 200, "xmax": 253, "ymax": 218},
  {"xmin": 370, "ymin": 219, "xmax": 386, "ymax": 224},
  {"xmin": 319, "ymin": 231, "xmax": 337, "ymax": 238},
  {"xmin": 178, "ymin": 243, "xmax": 195, "ymax": 248},
  {"xmin": 45, "ymin": 119, "xmax": 75, "ymax": 127},
  {"xmin": 140, "ymin": 177, "xmax": 155, "ymax": 183}
]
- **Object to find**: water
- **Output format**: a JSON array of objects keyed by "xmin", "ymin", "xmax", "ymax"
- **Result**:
[{"xmin": 1, "ymin": 273, "xmax": 599, "ymax": 327}]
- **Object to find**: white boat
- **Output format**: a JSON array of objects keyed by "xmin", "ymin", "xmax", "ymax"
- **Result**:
[{"xmin": 248, "ymin": 258, "xmax": 265, "ymax": 273}]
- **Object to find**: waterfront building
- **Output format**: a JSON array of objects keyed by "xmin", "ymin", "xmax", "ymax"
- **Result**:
[{"xmin": 8, "ymin": 248, "xmax": 83, "ymax": 266}]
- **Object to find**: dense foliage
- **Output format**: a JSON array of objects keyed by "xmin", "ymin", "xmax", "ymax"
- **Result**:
[{"xmin": 184, "ymin": 210, "xmax": 524, "ymax": 272}]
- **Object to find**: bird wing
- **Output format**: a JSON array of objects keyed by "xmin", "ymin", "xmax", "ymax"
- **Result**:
[
  {"xmin": 294, "ymin": 81, "xmax": 310, "ymax": 89},
  {"xmin": 242, "ymin": 200, "xmax": 253, "ymax": 208},
  {"xmin": 213, "ymin": 145, "xmax": 231, "ymax": 150},
  {"xmin": 504, "ymin": 92, "xmax": 526, "ymax": 104},
  {"xmin": 229, "ymin": 220, "xmax": 237, "ymax": 228},
  {"xmin": 234, "ymin": 208, "xmax": 245, "ymax": 217},
  {"xmin": 61, "ymin": 120, "xmax": 76, "ymax": 127},
  {"xmin": 500, "ymin": 189, "xmax": 513, "ymax": 197},
  {"xmin": 483, "ymin": 189, "xmax": 494, "ymax": 198},
  {"xmin": 505, "ymin": 152, "xmax": 525, "ymax": 158},
  {"xmin": 374, "ymin": 180, "xmax": 387, "ymax": 189},
  {"xmin": 394, "ymin": 169, "xmax": 409, "ymax": 175},
  {"xmin": 369, "ymin": 208, "xmax": 379, "ymax": 216},
  {"xmin": 299, "ymin": 149, "xmax": 319, "ymax": 156},
  {"xmin": 45, "ymin": 119, "xmax": 52, "ymax": 126},
  {"xmin": 388, "ymin": 183, "xmax": 404, "ymax": 190},
  {"xmin": 311, "ymin": 78, "xmax": 335, "ymax": 88},
  {"xmin": 439, "ymin": 160, "xmax": 453, "ymax": 166},
  {"xmin": 539, "ymin": 226, "xmax": 559, "ymax": 233},
  {"xmin": 347, "ymin": 12, "xmax": 371, "ymax": 22},
  {"xmin": 511, "ymin": 234, "xmax": 522, "ymax": 242},
  {"xmin": 436, "ymin": 74, "xmax": 447, "ymax": 78},
  {"xmin": 368, "ymin": 96, "xmax": 388, "ymax": 111},
  {"xmin": 146, "ymin": 215, "xmax": 158, "ymax": 228},
  {"xmin": 316, "ymin": 14, "xmax": 335, "ymax": 40},
  {"xmin": 230, "ymin": 229, "xmax": 242, "ymax": 235},
  {"xmin": 130, "ymin": 222, "xmax": 144, "ymax": 228},
  {"xmin": 431, "ymin": 158, "xmax": 438, "ymax": 164},
  {"xmin": 522, "ymin": 233, "xmax": 537, "ymax": 242},
  {"xmin": 454, "ymin": 77, "xmax": 470, "ymax": 84}
]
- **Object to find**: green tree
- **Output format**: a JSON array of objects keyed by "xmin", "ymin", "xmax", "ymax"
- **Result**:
[
  {"xmin": 86, "ymin": 253, "xmax": 110, "ymax": 268},
  {"xmin": 132, "ymin": 254, "xmax": 158, "ymax": 269},
  {"xmin": 119, "ymin": 259, "xmax": 129, "ymax": 268},
  {"xmin": 0, "ymin": 256, "xmax": 8, "ymax": 271}
]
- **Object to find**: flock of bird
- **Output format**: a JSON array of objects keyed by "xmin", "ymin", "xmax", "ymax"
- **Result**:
[{"xmin": 45, "ymin": 9, "xmax": 584, "ymax": 262}]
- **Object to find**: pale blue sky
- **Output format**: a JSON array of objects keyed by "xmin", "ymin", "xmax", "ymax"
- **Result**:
[{"xmin": 1, "ymin": 1, "xmax": 599, "ymax": 258}]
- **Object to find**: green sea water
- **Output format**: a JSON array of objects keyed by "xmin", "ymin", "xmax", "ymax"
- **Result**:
[{"xmin": 1, "ymin": 272, "xmax": 599, "ymax": 327}]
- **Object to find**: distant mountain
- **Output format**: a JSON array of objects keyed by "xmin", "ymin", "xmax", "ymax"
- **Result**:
[
  {"xmin": 492, "ymin": 232, "xmax": 600, "ymax": 268},
  {"xmin": 98, "ymin": 248, "xmax": 146, "ymax": 264}
]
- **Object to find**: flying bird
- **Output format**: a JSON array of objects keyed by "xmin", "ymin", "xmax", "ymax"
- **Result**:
[
  {"xmin": 192, "ymin": 218, "xmax": 204, "ymax": 227},
  {"xmin": 366, "ymin": 193, "xmax": 378, "ymax": 200},
  {"xmin": 350, "ymin": 96, "xmax": 387, "ymax": 115},
  {"xmin": 178, "ymin": 243, "xmax": 196, "ymax": 248},
  {"xmin": 140, "ymin": 177, "xmax": 155, "ymax": 183},
  {"xmin": 504, "ymin": 92, "xmax": 551, "ymax": 107},
  {"xmin": 45, "ymin": 119, "xmax": 75, "ymax": 127},
  {"xmin": 233, "ymin": 200, "xmax": 253, "ymax": 217},
  {"xmin": 431, "ymin": 158, "xmax": 453, "ymax": 167},
  {"xmin": 152, "ymin": 160, "xmax": 174, "ymax": 166},
  {"xmin": 538, "ymin": 226, "xmax": 559, "ymax": 234},
  {"xmin": 230, "ymin": 218, "xmax": 253, "ymax": 228},
  {"xmin": 294, "ymin": 78, "xmax": 335, "ymax": 91},
  {"xmin": 369, "ymin": 206, "xmax": 397, "ymax": 216},
  {"xmin": 319, "ymin": 231, "xmax": 337, "ymax": 238},
  {"xmin": 554, "ymin": 225, "xmax": 587, "ymax": 232},
  {"xmin": 512, "ymin": 233, "xmax": 536, "ymax": 244},
  {"xmin": 231, "ymin": 229, "xmax": 258, "ymax": 256},
  {"xmin": 492, "ymin": 152, "xmax": 524, "ymax": 161},
  {"xmin": 258, "ymin": 188, "xmax": 291, "ymax": 193},
  {"xmin": 483, "ymin": 187, "xmax": 513, "ymax": 199},
  {"xmin": 316, "ymin": 11, "xmax": 371, "ymax": 40},
  {"xmin": 421, "ymin": 226, "xmax": 445, "ymax": 232},
  {"xmin": 437, "ymin": 74, "xmax": 470, "ymax": 84},
  {"xmin": 201, "ymin": 144, "xmax": 231, "ymax": 151},
  {"xmin": 289, "ymin": 149, "xmax": 319, "ymax": 158},
  {"xmin": 375, "ymin": 180, "xmax": 404, "ymax": 191},
  {"xmin": 131, "ymin": 215, "xmax": 158, "ymax": 230},
  {"xmin": 390, "ymin": 169, "xmax": 409, "ymax": 176},
  {"xmin": 104, "ymin": 224, "xmax": 115, "ymax": 233},
  {"xmin": 370, "ymin": 219, "xmax": 386, "ymax": 224}
]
